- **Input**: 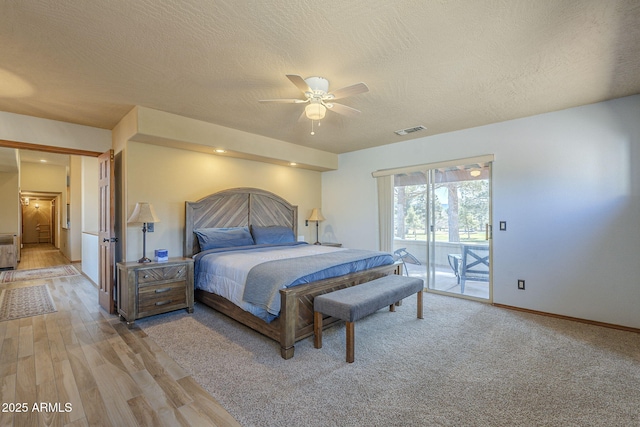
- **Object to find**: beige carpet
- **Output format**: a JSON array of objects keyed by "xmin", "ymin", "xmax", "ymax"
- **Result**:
[
  {"xmin": 0, "ymin": 265, "xmax": 79, "ymax": 283},
  {"xmin": 139, "ymin": 293, "xmax": 640, "ymax": 427},
  {"xmin": 0, "ymin": 285, "xmax": 57, "ymax": 321}
]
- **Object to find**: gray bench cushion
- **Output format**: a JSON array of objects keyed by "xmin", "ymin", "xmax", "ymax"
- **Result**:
[{"xmin": 314, "ymin": 275, "xmax": 423, "ymax": 322}]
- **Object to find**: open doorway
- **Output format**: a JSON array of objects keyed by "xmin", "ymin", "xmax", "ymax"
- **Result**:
[
  {"xmin": 16, "ymin": 150, "xmax": 71, "ymax": 271},
  {"xmin": 0, "ymin": 141, "xmax": 106, "ymax": 301},
  {"xmin": 20, "ymin": 192, "xmax": 59, "ymax": 246}
]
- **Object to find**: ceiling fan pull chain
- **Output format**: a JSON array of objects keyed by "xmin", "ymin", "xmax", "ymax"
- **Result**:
[{"xmin": 310, "ymin": 120, "xmax": 315, "ymax": 135}]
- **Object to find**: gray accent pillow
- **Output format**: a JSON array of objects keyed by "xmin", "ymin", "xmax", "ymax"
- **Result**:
[
  {"xmin": 251, "ymin": 225, "xmax": 295, "ymax": 244},
  {"xmin": 194, "ymin": 226, "xmax": 254, "ymax": 251}
]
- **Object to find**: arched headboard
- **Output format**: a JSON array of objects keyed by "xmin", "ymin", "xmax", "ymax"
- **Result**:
[{"xmin": 184, "ymin": 187, "xmax": 298, "ymax": 257}]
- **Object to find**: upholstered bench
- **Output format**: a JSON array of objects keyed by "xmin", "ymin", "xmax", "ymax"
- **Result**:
[{"xmin": 313, "ymin": 275, "xmax": 424, "ymax": 363}]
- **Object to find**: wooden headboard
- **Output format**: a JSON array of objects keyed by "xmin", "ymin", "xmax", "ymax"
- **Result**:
[{"xmin": 184, "ymin": 187, "xmax": 298, "ymax": 257}]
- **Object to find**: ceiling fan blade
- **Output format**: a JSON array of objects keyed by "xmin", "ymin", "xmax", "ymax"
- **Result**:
[
  {"xmin": 259, "ymin": 98, "xmax": 308, "ymax": 104},
  {"xmin": 328, "ymin": 82, "xmax": 369, "ymax": 100},
  {"xmin": 327, "ymin": 103, "xmax": 361, "ymax": 117},
  {"xmin": 286, "ymin": 74, "xmax": 311, "ymax": 94}
]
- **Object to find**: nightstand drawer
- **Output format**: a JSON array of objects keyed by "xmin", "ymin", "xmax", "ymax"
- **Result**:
[
  {"xmin": 138, "ymin": 281, "xmax": 187, "ymax": 313},
  {"xmin": 137, "ymin": 264, "xmax": 189, "ymax": 285}
]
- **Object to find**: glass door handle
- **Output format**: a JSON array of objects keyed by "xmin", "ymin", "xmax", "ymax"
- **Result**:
[{"xmin": 485, "ymin": 224, "xmax": 492, "ymax": 240}]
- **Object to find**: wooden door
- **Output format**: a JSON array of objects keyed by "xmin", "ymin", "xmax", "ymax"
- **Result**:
[{"xmin": 98, "ymin": 150, "xmax": 116, "ymax": 313}]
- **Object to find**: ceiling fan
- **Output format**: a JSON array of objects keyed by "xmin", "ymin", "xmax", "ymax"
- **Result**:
[{"xmin": 259, "ymin": 75, "xmax": 369, "ymax": 122}]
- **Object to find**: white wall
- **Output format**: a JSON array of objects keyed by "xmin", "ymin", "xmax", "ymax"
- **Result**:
[
  {"xmin": 323, "ymin": 95, "xmax": 640, "ymax": 329},
  {"xmin": 82, "ymin": 156, "xmax": 99, "ymax": 233},
  {"xmin": 124, "ymin": 141, "xmax": 322, "ymax": 262},
  {"xmin": 81, "ymin": 156, "xmax": 99, "ymax": 282},
  {"xmin": 20, "ymin": 162, "xmax": 67, "ymax": 193},
  {"xmin": 82, "ymin": 233, "xmax": 99, "ymax": 284},
  {"xmin": 0, "ymin": 110, "xmax": 111, "ymax": 152},
  {"xmin": 0, "ymin": 171, "xmax": 19, "ymax": 234},
  {"xmin": 64, "ymin": 156, "xmax": 83, "ymax": 262}
]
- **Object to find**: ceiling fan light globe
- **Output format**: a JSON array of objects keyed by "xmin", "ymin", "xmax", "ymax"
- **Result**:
[{"xmin": 305, "ymin": 103, "xmax": 326, "ymax": 120}]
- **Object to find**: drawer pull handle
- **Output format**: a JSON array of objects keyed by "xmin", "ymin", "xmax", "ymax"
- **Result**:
[
  {"xmin": 155, "ymin": 287, "xmax": 171, "ymax": 294},
  {"xmin": 155, "ymin": 300, "xmax": 172, "ymax": 306},
  {"xmin": 143, "ymin": 274, "xmax": 149, "ymax": 278}
]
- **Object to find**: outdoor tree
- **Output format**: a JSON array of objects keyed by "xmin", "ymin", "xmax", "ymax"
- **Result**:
[
  {"xmin": 446, "ymin": 182, "xmax": 460, "ymax": 242},
  {"xmin": 459, "ymin": 180, "xmax": 489, "ymax": 239},
  {"xmin": 405, "ymin": 206, "xmax": 418, "ymax": 238},
  {"xmin": 395, "ymin": 172, "xmax": 488, "ymax": 242},
  {"xmin": 395, "ymin": 183, "xmax": 426, "ymax": 239}
]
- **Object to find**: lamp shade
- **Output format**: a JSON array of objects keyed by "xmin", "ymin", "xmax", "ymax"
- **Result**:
[
  {"xmin": 127, "ymin": 202, "xmax": 160, "ymax": 224},
  {"xmin": 305, "ymin": 102, "xmax": 326, "ymax": 120},
  {"xmin": 307, "ymin": 208, "xmax": 325, "ymax": 222}
]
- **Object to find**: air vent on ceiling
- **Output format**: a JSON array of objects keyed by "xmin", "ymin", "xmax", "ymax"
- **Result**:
[{"xmin": 394, "ymin": 125, "xmax": 427, "ymax": 136}]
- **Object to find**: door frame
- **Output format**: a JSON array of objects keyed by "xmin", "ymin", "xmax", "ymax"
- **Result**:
[
  {"xmin": 98, "ymin": 150, "xmax": 116, "ymax": 314},
  {"xmin": 381, "ymin": 154, "xmax": 494, "ymax": 303}
]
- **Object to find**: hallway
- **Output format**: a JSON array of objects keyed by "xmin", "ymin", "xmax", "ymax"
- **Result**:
[{"xmin": 17, "ymin": 243, "xmax": 72, "ymax": 271}]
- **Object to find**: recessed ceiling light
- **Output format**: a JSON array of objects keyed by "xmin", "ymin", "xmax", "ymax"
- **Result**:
[
  {"xmin": 214, "ymin": 149, "xmax": 226, "ymax": 153},
  {"xmin": 40, "ymin": 159, "xmax": 47, "ymax": 163},
  {"xmin": 289, "ymin": 162, "xmax": 297, "ymax": 166}
]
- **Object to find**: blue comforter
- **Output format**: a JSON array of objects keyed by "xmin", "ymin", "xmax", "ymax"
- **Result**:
[{"xmin": 193, "ymin": 243, "xmax": 394, "ymax": 322}]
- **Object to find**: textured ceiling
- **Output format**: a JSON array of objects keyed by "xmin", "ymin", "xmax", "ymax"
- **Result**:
[{"xmin": 1, "ymin": 0, "xmax": 639, "ymax": 154}]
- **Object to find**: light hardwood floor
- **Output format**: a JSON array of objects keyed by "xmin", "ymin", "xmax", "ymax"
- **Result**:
[
  {"xmin": 16, "ymin": 244, "xmax": 71, "ymax": 271},
  {"xmin": 1, "ymin": 244, "xmax": 240, "ymax": 427}
]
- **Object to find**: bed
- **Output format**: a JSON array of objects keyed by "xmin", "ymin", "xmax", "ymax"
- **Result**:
[{"xmin": 184, "ymin": 187, "xmax": 400, "ymax": 359}]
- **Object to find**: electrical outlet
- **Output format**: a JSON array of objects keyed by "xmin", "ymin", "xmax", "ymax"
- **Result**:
[
  {"xmin": 499, "ymin": 221, "xmax": 507, "ymax": 231},
  {"xmin": 517, "ymin": 279, "xmax": 525, "ymax": 290}
]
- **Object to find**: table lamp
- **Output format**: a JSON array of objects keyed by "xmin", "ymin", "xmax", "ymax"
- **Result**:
[
  {"xmin": 307, "ymin": 208, "xmax": 325, "ymax": 245},
  {"xmin": 127, "ymin": 202, "xmax": 160, "ymax": 263}
]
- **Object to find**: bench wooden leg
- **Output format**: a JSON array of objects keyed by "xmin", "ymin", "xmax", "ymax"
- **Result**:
[
  {"xmin": 417, "ymin": 290, "xmax": 423, "ymax": 319},
  {"xmin": 389, "ymin": 303, "xmax": 395, "ymax": 312},
  {"xmin": 346, "ymin": 321, "xmax": 355, "ymax": 363},
  {"xmin": 314, "ymin": 311, "xmax": 323, "ymax": 349}
]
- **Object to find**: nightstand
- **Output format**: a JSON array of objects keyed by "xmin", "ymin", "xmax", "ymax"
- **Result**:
[{"xmin": 116, "ymin": 257, "xmax": 194, "ymax": 328}]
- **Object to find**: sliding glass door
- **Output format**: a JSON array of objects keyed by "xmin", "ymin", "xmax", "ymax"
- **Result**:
[
  {"xmin": 427, "ymin": 161, "xmax": 491, "ymax": 300},
  {"xmin": 392, "ymin": 159, "xmax": 492, "ymax": 301}
]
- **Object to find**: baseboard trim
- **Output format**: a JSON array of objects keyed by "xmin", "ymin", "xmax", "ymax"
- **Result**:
[
  {"xmin": 492, "ymin": 303, "xmax": 640, "ymax": 334},
  {"xmin": 80, "ymin": 271, "xmax": 98, "ymax": 288}
]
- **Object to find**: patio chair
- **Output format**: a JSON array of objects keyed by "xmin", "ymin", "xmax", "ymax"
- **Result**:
[
  {"xmin": 393, "ymin": 248, "xmax": 421, "ymax": 276},
  {"xmin": 459, "ymin": 244, "xmax": 489, "ymax": 293},
  {"xmin": 447, "ymin": 254, "xmax": 461, "ymax": 284}
]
